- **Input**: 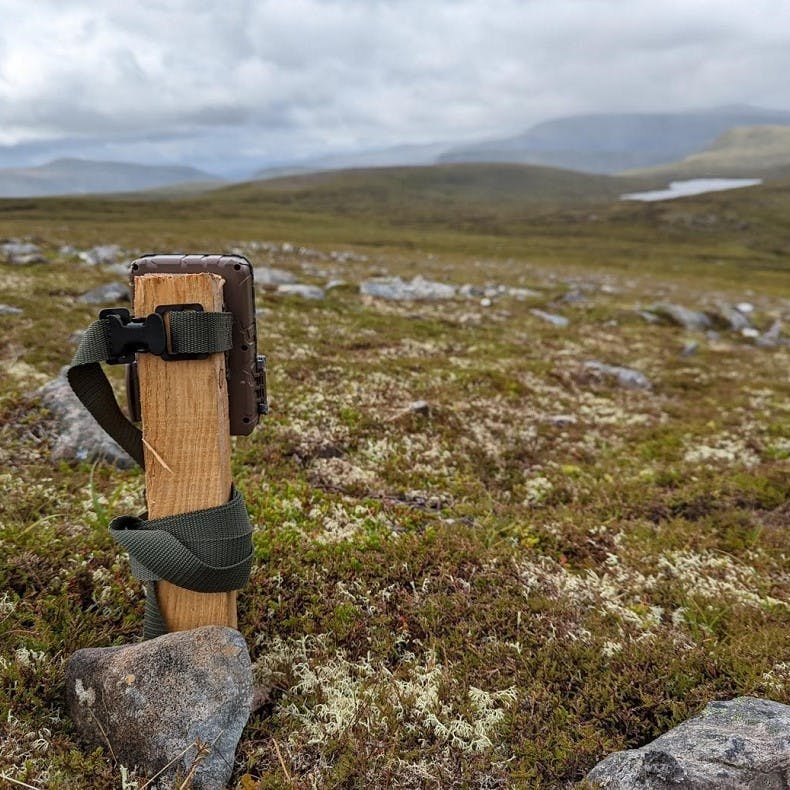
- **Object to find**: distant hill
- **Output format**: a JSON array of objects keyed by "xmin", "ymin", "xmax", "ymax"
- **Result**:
[
  {"xmin": 0, "ymin": 158, "xmax": 222, "ymax": 197},
  {"xmin": 214, "ymin": 163, "xmax": 628, "ymax": 213},
  {"xmin": 437, "ymin": 107, "xmax": 790, "ymax": 174},
  {"xmin": 624, "ymin": 125, "xmax": 790, "ymax": 178}
]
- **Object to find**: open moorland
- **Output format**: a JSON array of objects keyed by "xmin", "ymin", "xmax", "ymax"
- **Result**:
[{"xmin": 0, "ymin": 164, "xmax": 788, "ymax": 787}]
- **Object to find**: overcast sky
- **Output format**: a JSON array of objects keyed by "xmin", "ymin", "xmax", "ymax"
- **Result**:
[{"xmin": 2, "ymin": 0, "xmax": 790, "ymax": 175}]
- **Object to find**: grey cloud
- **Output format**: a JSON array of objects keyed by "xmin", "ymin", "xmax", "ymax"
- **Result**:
[{"xmin": 1, "ymin": 0, "xmax": 789, "ymax": 173}]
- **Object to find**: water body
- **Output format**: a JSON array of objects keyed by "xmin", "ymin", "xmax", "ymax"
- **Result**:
[{"xmin": 621, "ymin": 178, "xmax": 762, "ymax": 202}]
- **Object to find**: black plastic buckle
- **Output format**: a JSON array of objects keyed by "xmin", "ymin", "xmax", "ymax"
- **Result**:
[
  {"xmin": 100, "ymin": 308, "xmax": 166, "ymax": 365},
  {"xmin": 100, "ymin": 304, "xmax": 207, "ymax": 365}
]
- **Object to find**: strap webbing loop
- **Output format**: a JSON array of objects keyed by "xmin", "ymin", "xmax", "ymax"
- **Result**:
[{"xmin": 66, "ymin": 307, "xmax": 252, "ymax": 639}]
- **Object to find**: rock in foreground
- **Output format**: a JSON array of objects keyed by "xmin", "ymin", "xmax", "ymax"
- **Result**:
[
  {"xmin": 66, "ymin": 626, "xmax": 252, "ymax": 790},
  {"xmin": 36, "ymin": 369, "xmax": 133, "ymax": 468},
  {"xmin": 586, "ymin": 697, "xmax": 790, "ymax": 789}
]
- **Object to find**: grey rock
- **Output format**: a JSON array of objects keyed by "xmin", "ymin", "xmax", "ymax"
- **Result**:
[
  {"xmin": 459, "ymin": 283, "xmax": 485, "ymax": 299},
  {"xmin": 36, "ymin": 369, "xmax": 133, "ymax": 468},
  {"xmin": 586, "ymin": 696, "xmax": 790, "ymax": 789},
  {"xmin": 735, "ymin": 302, "xmax": 755, "ymax": 315},
  {"xmin": 680, "ymin": 341, "xmax": 699, "ymax": 357},
  {"xmin": 756, "ymin": 320, "xmax": 784, "ymax": 348},
  {"xmin": 637, "ymin": 310, "xmax": 660, "ymax": 324},
  {"xmin": 651, "ymin": 302, "xmax": 712, "ymax": 331},
  {"xmin": 78, "ymin": 244, "xmax": 122, "ymax": 266},
  {"xmin": 67, "ymin": 626, "xmax": 252, "ymax": 790},
  {"xmin": 559, "ymin": 289, "xmax": 587, "ymax": 304},
  {"xmin": 254, "ymin": 266, "xmax": 297, "ymax": 286},
  {"xmin": 360, "ymin": 275, "xmax": 456, "ymax": 301},
  {"xmin": 325, "ymin": 279, "xmax": 347, "ymax": 291},
  {"xmin": 1, "ymin": 240, "xmax": 43, "ymax": 264},
  {"xmin": 408, "ymin": 400, "xmax": 432, "ymax": 416},
  {"xmin": 276, "ymin": 283, "xmax": 325, "ymax": 300},
  {"xmin": 0, "ymin": 303, "xmax": 23, "ymax": 315},
  {"xmin": 585, "ymin": 361, "xmax": 652, "ymax": 390},
  {"xmin": 507, "ymin": 287, "xmax": 541, "ymax": 300},
  {"xmin": 529, "ymin": 309, "xmax": 569, "ymax": 328},
  {"xmin": 78, "ymin": 282, "xmax": 131, "ymax": 304},
  {"xmin": 712, "ymin": 303, "xmax": 752, "ymax": 332}
]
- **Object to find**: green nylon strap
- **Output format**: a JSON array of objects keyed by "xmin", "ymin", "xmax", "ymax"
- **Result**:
[
  {"xmin": 67, "ymin": 308, "xmax": 252, "ymax": 640},
  {"xmin": 67, "ymin": 311, "xmax": 233, "ymax": 466},
  {"xmin": 109, "ymin": 487, "xmax": 253, "ymax": 639}
]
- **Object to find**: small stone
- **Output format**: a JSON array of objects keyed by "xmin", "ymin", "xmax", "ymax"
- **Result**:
[
  {"xmin": 559, "ymin": 289, "xmax": 586, "ymax": 304},
  {"xmin": 741, "ymin": 327, "xmax": 760, "ymax": 338},
  {"xmin": 0, "ymin": 303, "xmax": 23, "ymax": 315},
  {"xmin": 637, "ymin": 310, "xmax": 660, "ymax": 324},
  {"xmin": 276, "ymin": 283, "xmax": 325, "ymax": 300},
  {"xmin": 711, "ymin": 302, "xmax": 752, "ymax": 332},
  {"xmin": 78, "ymin": 244, "xmax": 122, "ymax": 266},
  {"xmin": 680, "ymin": 341, "xmax": 699, "ymax": 357},
  {"xmin": 78, "ymin": 282, "xmax": 130, "ymax": 304},
  {"xmin": 1, "ymin": 240, "xmax": 44, "ymax": 264},
  {"xmin": 325, "ymin": 279, "xmax": 347, "ymax": 291},
  {"xmin": 408, "ymin": 400, "xmax": 432, "ymax": 416},
  {"xmin": 735, "ymin": 302, "xmax": 754, "ymax": 314},
  {"xmin": 480, "ymin": 297, "xmax": 492, "ymax": 307},
  {"xmin": 66, "ymin": 626, "xmax": 252, "ymax": 790},
  {"xmin": 254, "ymin": 266, "xmax": 297, "ymax": 286},
  {"xmin": 650, "ymin": 302, "xmax": 712, "ymax": 331},
  {"xmin": 36, "ymin": 368, "xmax": 134, "ymax": 468},
  {"xmin": 507, "ymin": 287, "xmax": 541, "ymax": 300},
  {"xmin": 586, "ymin": 696, "xmax": 790, "ymax": 789},
  {"xmin": 360, "ymin": 275, "xmax": 456, "ymax": 301},
  {"xmin": 529, "ymin": 309, "xmax": 569, "ymax": 328},
  {"xmin": 459, "ymin": 283, "xmax": 485, "ymax": 299},
  {"xmin": 756, "ymin": 319, "xmax": 783, "ymax": 348},
  {"xmin": 585, "ymin": 361, "xmax": 652, "ymax": 390}
]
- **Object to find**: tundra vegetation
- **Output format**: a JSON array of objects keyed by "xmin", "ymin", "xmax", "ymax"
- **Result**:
[{"xmin": 0, "ymin": 164, "xmax": 788, "ymax": 787}]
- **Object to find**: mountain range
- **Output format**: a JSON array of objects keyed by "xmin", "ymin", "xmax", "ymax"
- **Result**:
[{"xmin": 2, "ymin": 106, "xmax": 790, "ymax": 198}]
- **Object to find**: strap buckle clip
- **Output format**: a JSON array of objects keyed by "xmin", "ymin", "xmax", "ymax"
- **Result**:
[
  {"xmin": 100, "ymin": 308, "xmax": 166, "ymax": 365},
  {"xmin": 100, "ymin": 305, "xmax": 207, "ymax": 365}
]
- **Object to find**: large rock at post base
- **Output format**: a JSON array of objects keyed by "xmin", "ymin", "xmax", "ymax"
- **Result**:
[
  {"xmin": 586, "ymin": 697, "xmax": 790, "ymax": 789},
  {"xmin": 36, "ymin": 368, "xmax": 133, "ymax": 468},
  {"xmin": 66, "ymin": 626, "xmax": 252, "ymax": 790}
]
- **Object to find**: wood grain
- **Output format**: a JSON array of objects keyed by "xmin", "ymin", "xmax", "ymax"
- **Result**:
[{"xmin": 134, "ymin": 272, "xmax": 236, "ymax": 632}]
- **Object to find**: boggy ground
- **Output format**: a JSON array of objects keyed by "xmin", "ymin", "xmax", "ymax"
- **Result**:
[{"xmin": 0, "ymin": 184, "xmax": 788, "ymax": 788}]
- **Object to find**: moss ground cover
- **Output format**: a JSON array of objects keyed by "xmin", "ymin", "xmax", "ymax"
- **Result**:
[{"xmin": 0, "ymin": 176, "xmax": 788, "ymax": 787}]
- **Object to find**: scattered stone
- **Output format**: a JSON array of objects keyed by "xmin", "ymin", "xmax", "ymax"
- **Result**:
[
  {"xmin": 1, "ymin": 240, "xmax": 46, "ymax": 265},
  {"xmin": 650, "ymin": 302, "xmax": 712, "ymax": 331},
  {"xmin": 67, "ymin": 626, "xmax": 252, "ymax": 790},
  {"xmin": 281, "ymin": 242, "xmax": 294, "ymax": 253},
  {"xmin": 546, "ymin": 414, "xmax": 577, "ymax": 427},
  {"xmin": 712, "ymin": 302, "xmax": 752, "ymax": 332},
  {"xmin": 481, "ymin": 298, "xmax": 492, "ymax": 307},
  {"xmin": 276, "ymin": 283, "xmax": 325, "ymax": 300},
  {"xmin": 36, "ymin": 369, "xmax": 133, "ymax": 468},
  {"xmin": 78, "ymin": 244, "xmax": 122, "ymax": 266},
  {"xmin": 529, "ymin": 309, "xmax": 569, "ymax": 328},
  {"xmin": 254, "ymin": 266, "xmax": 297, "ymax": 287},
  {"xmin": 0, "ymin": 303, "xmax": 23, "ymax": 315},
  {"xmin": 637, "ymin": 310, "xmax": 660, "ymax": 324},
  {"xmin": 330, "ymin": 249, "xmax": 368, "ymax": 263},
  {"xmin": 325, "ymin": 279, "xmax": 347, "ymax": 291},
  {"xmin": 78, "ymin": 282, "xmax": 130, "ymax": 304},
  {"xmin": 507, "ymin": 287, "xmax": 541, "ymax": 300},
  {"xmin": 408, "ymin": 400, "xmax": 432, "ymax": 416},
  {"xmin": 585, "ymin": 361, "xmax": 652, "ymax": 390},
  {"xmin": 741, "ymin": 327, "xmax": 760, "ymax": 339},
  {"xmin": 680, "ymin": 341, "xmax": 699, "ymax": 357},
  {"xmin": 735, "ymin": 302, "xmax": 754, "ymax": 314},
  {"xmin": 559, "ymin": 289, "xmax": 586, "ymax": 304},
  {"xmin": 586, "ymin": 696, "xmax": 790, "ymax": 789},
  {"xmin": 360, "ymin": 275, "xmax": 456, "ymax": 301},
  {"xmin": 459, "ymin": 283, "xmax": 485, "ymax": 299},
  {"xmin": 756, "ymin": 319, "xmax": 784, "ymax": 348}
]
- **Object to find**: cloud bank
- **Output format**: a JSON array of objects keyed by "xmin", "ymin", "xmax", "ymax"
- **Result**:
[{"xmin": 1, "ymin": 0, "xmax": 789, "ymax": 174}]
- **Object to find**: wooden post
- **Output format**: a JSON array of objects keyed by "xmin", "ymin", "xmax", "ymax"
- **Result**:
[{"xmin": 134, "ymin": 272, "xmax": 236, "ymax": 632}]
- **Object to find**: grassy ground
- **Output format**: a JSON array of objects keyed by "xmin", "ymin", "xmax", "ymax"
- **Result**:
[{"xmin": 0, "ymin": 172, "xmax": 788, "ymax": 787}]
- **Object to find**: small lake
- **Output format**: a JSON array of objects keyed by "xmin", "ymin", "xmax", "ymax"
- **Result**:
[{"xmin": 621, "ymin": 178, "xmax": 762, "ymax": 202}]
